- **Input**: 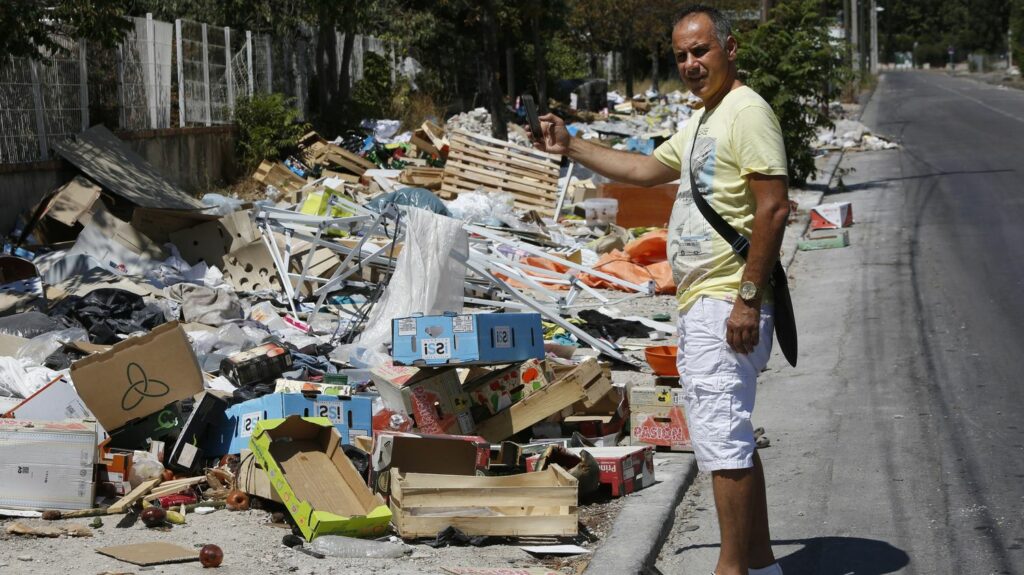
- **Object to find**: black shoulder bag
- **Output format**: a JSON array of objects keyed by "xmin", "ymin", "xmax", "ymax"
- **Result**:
[{"xmin": 687, "ymin": 117, "xmax": 798, "ymax": 367}]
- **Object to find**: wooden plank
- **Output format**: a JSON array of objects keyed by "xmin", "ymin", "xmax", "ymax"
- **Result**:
[
  {"xmin": 393, "ymin": 512, "xmax": 577, "ymax": 539},
  {"xmin": 473, "ymin": 359, "xmax": 604, "ymax": 442},
  {"xmin": 395, "ymin": 487, "xmax": 575, "ymax": 509},
  {"xmin": 451, "ymin": 129, "xmax": 561, "ymax": 163},
  {"xmin": 108, "ymin": 477, "xmax": 162, "ymax": 513},
  {"xmin": 143, "ymin": 477, "xmax": 206, "ymax": 501}
]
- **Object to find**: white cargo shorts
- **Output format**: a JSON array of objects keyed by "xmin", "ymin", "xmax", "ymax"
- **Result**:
[{"xmin": 676, "ymin": 297, "xmax": 774, "ymax": 472}]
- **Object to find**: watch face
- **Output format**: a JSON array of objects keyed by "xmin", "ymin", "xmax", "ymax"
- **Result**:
[{"xmin": 740, "ymin": 282, "xmax": 757, "ymax": 300}]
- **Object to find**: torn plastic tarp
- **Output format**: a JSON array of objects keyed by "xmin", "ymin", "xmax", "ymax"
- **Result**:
[{"xmin": 365, "ymin": 188, "xmax": 451, "ymax": 217}]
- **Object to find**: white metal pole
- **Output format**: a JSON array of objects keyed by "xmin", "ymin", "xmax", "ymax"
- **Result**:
[
  {"xmin": 870, "ymin": 0, "xmax": 878, "ymax": 74},
  {"xmin": 201, "ymin": 23, "xmax": 211, "ymax": 126},
  {"xmin": 78, "ymin": 41, "xmax": 89, "ymax": 131},
  {"xmin": 146, "ymin": 13, "xmax": 158, "ymax": 129},
  {"xmin": 246, "ymin": 30, "xmax": 254, "ymax": 96},
  {"xmin": 175, "ymin": 19, "xmax": 185, "ymax": 127},
  {"xmin": 29, "ymin": 60, "xmax": 49, "ymax": 159},
  {"xmin": 224, "ymin": 27, "xmax": 234, "ymax": 117},
  {"xmin": 850, "ymin": 0, "xmax": 860, "ymax": 73},
  {"xmin": 265, "ymin": 35, "xmax": 273, "ymax": 92}
]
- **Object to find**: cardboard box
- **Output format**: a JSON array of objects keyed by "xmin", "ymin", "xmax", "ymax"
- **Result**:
[
  {"xmin": 2, "ymin": 377, "xmax": 96, "ymax": 423},
  {"xmin": 207, "ymin": 392, "xmax": 374, "ymax": 455},
  {"xmin": 462, "ymin": 359, "xmax": 553, "ymax": 421},
  {"xmin": 570, "ymin": 446, "xmax": 655, "ymax": 497},
  {"xmin": 391, "ymin": 312, "xmax": 545, "ymax": 367},
  {"xmin": 167, "ymin": 392, "xmax": 229, "ymax": 473},
  {"xmin": 629, "ymin": 386, "xmax": 692, "ymax": 452},
  {"xmin": 0, "ymin": 419, "xmax": 97, "ymax": 510},
  {"xmin": 369, "ymin": 432, "xmax": 484, "ymax": 498},
  {"xmin": 249, "ymin": 416, "xmax": 391, "ymax": 540},
  {"xmin": 63, "ymin": 205, "xmax": 167, "ymax": 277},
  {"xmin": 237, "ymin": 448, "xmax": 283, "ymax": 503},
  {"xmin": 810, "ymin": 202, "xmax": 854, "ymax": 230},
  {"xmin": 219, "ymin": 343, "xmax": 294, "ymax": 388},
  {"xmin": 370, "ymin": 365, "xmax": 474, "ymax": 435},
  {"xmin": 70, "ymin": 322, "xmax": 203, "ymax": 433},
  {"xmin": 106, "ymin": 401, "xmax": 183, "ymax": 449}
]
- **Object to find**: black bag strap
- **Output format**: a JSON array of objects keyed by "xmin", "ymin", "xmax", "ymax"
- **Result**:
[{"xmin": 687, "ymin": 112, "xmax": 798, "ymax": 367}]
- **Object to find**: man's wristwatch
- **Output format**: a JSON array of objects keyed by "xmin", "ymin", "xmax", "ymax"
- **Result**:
[{"xmin": 738, "ymin": 281, "xmax": 760, "ymax": 303}]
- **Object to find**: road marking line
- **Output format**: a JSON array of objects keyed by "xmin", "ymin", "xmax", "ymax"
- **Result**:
[{"xmin": 924, "ymin": 75, "xmax": 1024, "ymax": 124}]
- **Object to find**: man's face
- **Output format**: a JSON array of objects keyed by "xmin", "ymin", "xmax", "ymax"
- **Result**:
[{"xmin": 672, "ymin": 13, "xmax": 736, "ymax": 102}]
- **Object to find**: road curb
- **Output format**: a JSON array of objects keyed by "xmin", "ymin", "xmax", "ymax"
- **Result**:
[{"xmin": 584, "ymin": 453, "xmax": 698, "ymax": 575}]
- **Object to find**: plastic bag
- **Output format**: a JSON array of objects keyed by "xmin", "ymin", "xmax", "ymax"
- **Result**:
[
  {"xmin": 357, "ymin": 207, "xmax": 468, "ymax": 352},
  {"xmin": 446, "ymin": 191, "xmax": 514, "ymax": 226},
  {"xmin": 200, "ymin": 193, "xmax": 245, "ymax": 216},
  {"xmin": 15, "ymin": 327, "xmax": 89, "ymax": 367},
  {"xmin": 309, "ymin": 535, "xmax": 412, "ymax": 559},
  {"xmin": 0, "ymin": 357, "xmax": 62, "ymax": 398},
  {"xmin": 129, "ymin": 450, "xmax": 164, "ymax": 488},
  {"xmin": 0, "ymin": 311, "xmax": 69, "ymax": 339},
  {"xmin": 365, "ymin": 188, "xmax": 452, "ymax": 217}
]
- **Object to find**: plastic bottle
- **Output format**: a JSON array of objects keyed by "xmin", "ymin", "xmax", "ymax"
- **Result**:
[{"xmin": 308, "ymin": 535, "xmax": 411, "ymax": 558}]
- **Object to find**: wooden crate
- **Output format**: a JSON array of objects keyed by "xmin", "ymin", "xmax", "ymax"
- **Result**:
[
  {"xmin": 298, "ymin": 131, "xmax": 376, "ymax": 176},
  {"xmin": 389, "ymin": 465, "xmax": 578, "ymax": 538},
  {"xmin": 440, "ymin": 130, "xmax": 561, "ymax": 217},
  {"xmin": 253, "ymin": 160, "xmax": 306, "ymax": 196},
  {"xmin": 473, "ymin": 358, "xmax": 611, "ymax": 442}
]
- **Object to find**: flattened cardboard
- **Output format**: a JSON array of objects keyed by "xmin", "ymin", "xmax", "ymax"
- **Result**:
[
  {"xmin": 46, "ymin": 176, "xmax": 102, "ymax": 227},
  {"xmin": 168, "ymin": 211, "xmax": 258, "ymax": 267},
  {"xmin": 222, "ymin": 240, "xmax": 283, "ymax": 293},
  {"xmin": 131, "ymin": 207, "xmax": 219, "ymax": 244},
  {"xmin": 2, "ymin": 377, "xmax": 96, "ymax": 423},
  {"xmin": 64, "ymin": 205, "xmax": 167, "ymax": 277},
  {"xmin": 96, "ymin": 542, "xmax": 198, "ymax": 566},
  {"xmin": 249, "ymin": 416, "xmax": 391, "ymax": 540},
  {"xmin": 69, "ymin": 321, "xmax": 204, "ymax": 431}
]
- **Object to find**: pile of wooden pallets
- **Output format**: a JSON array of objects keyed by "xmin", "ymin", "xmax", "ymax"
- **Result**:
[{"xmin": 440, "ymin": 129, "xmax": 562, "ymax": 217}]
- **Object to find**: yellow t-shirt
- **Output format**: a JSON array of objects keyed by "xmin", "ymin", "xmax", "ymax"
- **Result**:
[{"xmin": 653, "ymin": 85, "xmax": 787, "ymax": 311}]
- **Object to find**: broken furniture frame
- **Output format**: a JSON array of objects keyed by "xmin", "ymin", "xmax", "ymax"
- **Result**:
[{"xmin": 254, "ymin": 185, "xmax": 645, "ymax": 365}]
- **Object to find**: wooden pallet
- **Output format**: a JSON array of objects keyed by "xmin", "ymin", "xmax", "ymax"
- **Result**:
[
  {"xmin": 441, "ymin": 129, "xmax": 561, "ymax": 217},
  {"xmin": 389, "ymin": 465, "xmax": 577, "ymax": 538}
]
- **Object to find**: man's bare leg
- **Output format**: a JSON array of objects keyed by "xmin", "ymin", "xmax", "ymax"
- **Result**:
[
  {"xmin": 748, "ymin": 451, "xmax": 777, "ymax": 569},
  {"xmin": 711, "ymin": 467, "xmax": 754, "ymax": 575}
]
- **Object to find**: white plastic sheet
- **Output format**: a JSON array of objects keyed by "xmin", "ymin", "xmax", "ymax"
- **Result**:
[{"xmin": 356, "ymin": 207, "xmax": 468, "ymax": 355}]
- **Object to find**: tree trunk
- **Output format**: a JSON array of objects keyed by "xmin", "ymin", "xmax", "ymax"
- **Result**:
[
  {"xmin": 315, "ymin": 16, "xmax": 339, "ymax": 120},
  {"xmin": 761, "ymin": 0, "xmax": 774, "ymax": 22},
  {"xmin": 624, "ymin": 43, "xmax": 634, "ymax": 98},
  {"xmin": 506, "ymin": 47, "xmax": 515, "ymax": 99},
  {"xmin": 339, "ymin": 27, "xmax": 356, "ymax": 107},
  {"xmin": 531, "ymin": 11, "xmax": 549, "ymax": 113},
  {"xmin": 650, "ymin": 48, "xmax": 659, "ymax": 94},
  {"xmin": 481, "ymin": 0, "xmax": 507, "ymax": 140}
]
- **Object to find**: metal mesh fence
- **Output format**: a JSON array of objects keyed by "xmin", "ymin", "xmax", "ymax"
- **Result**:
[
  {"xmin": 0, "ymin": 13, "xmax": 392, "ymax": 163},
  {"xmin": 0, "ymin": 37, "xmax": 87, "ymax": 163}
]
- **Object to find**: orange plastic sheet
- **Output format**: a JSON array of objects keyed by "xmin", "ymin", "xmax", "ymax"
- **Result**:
[{"xmin": 493, "ymin": 229, "xmax": 675, "ymax": 295}]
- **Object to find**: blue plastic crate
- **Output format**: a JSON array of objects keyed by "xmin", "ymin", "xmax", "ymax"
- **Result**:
[{"xmin": 391, "ymin": 312, "xmax": 545, "ymax": 367}]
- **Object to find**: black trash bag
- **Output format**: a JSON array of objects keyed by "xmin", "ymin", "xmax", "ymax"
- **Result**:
[
  {"xmin": 0, "ymin": 311, "xmax": 75, "ymax": 338},
  {"xmin": 365, "ymin": 188, "xmax": 452, "ymax": 217},
  {"xmin": 342, "ymin": 445, "xmax": 370, "ymax": 483},
  {"xmin": 49, "ymin": 288, "xmax": 166, "ymax": 344},
  {"xmin": 576, "ymin": 309, "xmax": 654, "ymax": 341}
]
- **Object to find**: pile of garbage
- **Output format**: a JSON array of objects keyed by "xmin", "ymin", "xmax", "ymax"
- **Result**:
[
  {"xmin": 815, "ymin": 118, "xmax": 899, "ymax": 151},
  {"xmin": 0, "ymin": 94, "xmax": 705, "ymax": 568}
]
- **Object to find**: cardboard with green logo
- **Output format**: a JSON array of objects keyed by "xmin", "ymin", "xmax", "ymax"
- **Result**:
[
  {"xmin": 249, "ymin": 416, "xmax": 391, "ymax": 540},
  {"xmin": 69, "ymin": 321, "xmax": 204, "ymax": 432}
]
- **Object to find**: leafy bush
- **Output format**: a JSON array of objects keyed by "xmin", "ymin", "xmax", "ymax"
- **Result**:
[
  {"xmin": 737, "ymin": 0, "xmax": 852, "ymax": 185},
  {"xmin": 233, "ymin": 93, "xmax": 308, "ymax": 172},
  {"xmin": 351, "ymin": 51, "xmax": 395, "ymax": 123}
]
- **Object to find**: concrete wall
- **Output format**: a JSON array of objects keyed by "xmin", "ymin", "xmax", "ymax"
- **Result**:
[{"xmin": 0, "ymin": 126, "xmax": 238, "ymax": 235}]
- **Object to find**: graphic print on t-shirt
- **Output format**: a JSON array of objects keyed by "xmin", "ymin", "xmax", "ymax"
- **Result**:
[{"xmin": 667, "ymin": 133, "xmax": 717, "ymax": 286}]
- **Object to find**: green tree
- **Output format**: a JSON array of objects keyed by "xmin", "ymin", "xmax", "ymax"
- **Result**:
[
  {"xmin": 738, "ymin": 0, "xmax": 851, "ymax": 184},
  {"xmin": 0, "ymin": 0, "xmax": 131, "ymax": 59}
]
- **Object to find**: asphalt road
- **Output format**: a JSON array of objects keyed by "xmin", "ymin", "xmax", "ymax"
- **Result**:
[{"xmin": 656, "ymin": 71, "xmax": 1024, "ymax": 575}]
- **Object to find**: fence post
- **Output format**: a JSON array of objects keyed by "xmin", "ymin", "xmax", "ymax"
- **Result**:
[
  {"xmin": 29, "ymin": 60, "xmax": 49, "ymax": 160},
  {"xmin": 146, "ymin": 13, "xmax": 158, "ymax": 129},
  {"xmin": 176, "ymin": 19, "xmax": 185, "ymax": 127},
  {"xmin": 202, "ymin": 23, "xmax": 211, "ymax": 126},
  {"xmin": 79, "ymin": 41, "xmax": 89, "ymax": 131},
  {"xmin": 265, "ymin": 35, "xmax": 273, "ymax": 94},
  {"xmin": 117, "ymin": 43, "xmax": 127, "ymax": 130},
  {"xmin": 245, "ymin": 31, "xmax": 254, "ymax": 97},
  {"xmin": 225, "ymin": 26, "xmax": 234, "ymax": 117}
]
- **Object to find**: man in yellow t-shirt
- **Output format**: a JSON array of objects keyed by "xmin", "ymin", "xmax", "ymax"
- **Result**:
[{"xmin": 532, "ymin": 5, "xmax": 790, "ymax": 575}]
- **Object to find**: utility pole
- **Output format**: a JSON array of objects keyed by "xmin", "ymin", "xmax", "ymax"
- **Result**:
[
  {"xmin": 870, "ymin": 0, "xmax": 879, "ymax": 74},
  {"xmin": 850, "ymin": 0, "xmax": 861, "ymax": 74}
]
